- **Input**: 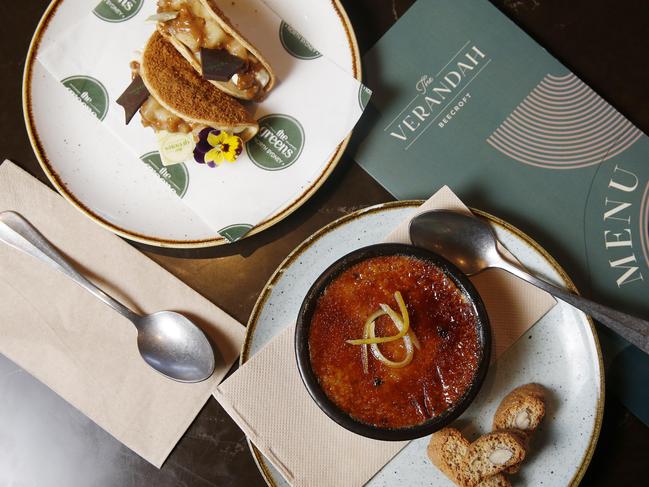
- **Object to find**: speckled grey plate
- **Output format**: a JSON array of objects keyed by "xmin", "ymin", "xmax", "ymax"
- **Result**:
[{"xmin": 242, "ymin": 201, "xmax": 604, "ymax": 487}]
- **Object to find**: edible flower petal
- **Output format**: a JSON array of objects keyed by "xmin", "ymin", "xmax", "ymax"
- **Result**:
[
  {"xmin": 194, "ymin": 128, "xmax": 243, "ymax": 167},
  {"xmin": 207, "ymin": 130, "xmax": 229, "ymax": 148}
]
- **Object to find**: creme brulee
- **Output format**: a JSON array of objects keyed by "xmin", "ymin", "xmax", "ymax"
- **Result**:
[{"xmin": 308, "ymin": 255, "xmax": 481, "ymax": 429}]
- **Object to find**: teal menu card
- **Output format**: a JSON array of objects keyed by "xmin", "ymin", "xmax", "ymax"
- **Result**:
[{"xmin": 354, "ymin": 0, "xmax": 649, "ymax": 423}]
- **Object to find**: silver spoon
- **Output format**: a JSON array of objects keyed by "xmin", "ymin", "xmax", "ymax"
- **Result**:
[
  {"xmin": 410, "ymin": 210, "xmax": 649, "ymax": 355},
  {"xmin": 0, "ymin": 211, "xmax": 215, "ymax": 382}
]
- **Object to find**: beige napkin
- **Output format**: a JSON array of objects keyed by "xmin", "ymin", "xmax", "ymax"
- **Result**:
[
  {"xmin": 213, "ymin": 186, "xmax": 555, "ymax": 486},
  {"xmin": 0, "ymin": 161, "xmax": 245, "ymax": 467}
]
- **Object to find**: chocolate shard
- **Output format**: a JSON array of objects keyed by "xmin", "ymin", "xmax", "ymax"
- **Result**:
[
  {"xmin": 116, "ymin": 75, "xmax": 150, "ymax": 124},
  {"xmin": 201, "ymin": 48, "xmax": 246, "ymax": 82}
]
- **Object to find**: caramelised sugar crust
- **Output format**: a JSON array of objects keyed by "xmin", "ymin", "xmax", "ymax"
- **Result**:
[
  {"xmin": 140, "ymin": 32, "xmax": 259, "ymax": 141},
  {"xmin": 308, "ymin": 255, "xmax": 482, "ymax": 429}
]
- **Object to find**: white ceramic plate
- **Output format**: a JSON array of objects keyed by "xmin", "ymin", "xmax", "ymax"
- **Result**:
[
  {"xmin": 23, "ymin": 0, "xmax": 360, "ymax": 248},
  {"xmin": 243, "ymin": 201, "xmax": 603, "ymax": 487}
]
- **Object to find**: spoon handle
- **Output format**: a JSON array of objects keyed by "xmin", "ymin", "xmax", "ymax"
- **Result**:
[
  {"xmin": 0, "ymin": 211, "xmax": 139, "ymax": 323},
  {"xmin": 496, "ymin": 253, "xmax": 649, "ymax": 354}
]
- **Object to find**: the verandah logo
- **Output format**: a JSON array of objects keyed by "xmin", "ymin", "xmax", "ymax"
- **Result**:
[
  {"xmin": 385, "ymin": 42, "xmax": 491, "ymax": 150},
  {"xmin": 94, "ymin": 0, "xmax": 143, "ymax": 23}
]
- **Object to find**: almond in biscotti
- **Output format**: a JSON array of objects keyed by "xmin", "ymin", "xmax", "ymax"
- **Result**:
[
  {"xmin": 427, "ymin": 428, "xmax": 526, "ymax": 487},
  {"xmin": 514, "ymin": 410, "xmax": 532, "ymax": 429},
  {"xmin": 488, "ymin": 448, "xmax": 513, "ymax": 465}
]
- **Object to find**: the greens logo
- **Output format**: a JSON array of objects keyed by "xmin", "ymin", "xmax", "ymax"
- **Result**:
[
  {"xmin": 219, "ymin": 224, "xmax": 254, "ymax": 243},
  {"xmin": 61, "ymin": 76, "xmax": 109, "ymax": 121},
  {"xmin": 140, "ymin": 151, "xmax": 189, "ymax": 198},
  {"xmin": 359, "ymin": 85, "xmax": 372, "ymax": 110},
  {"xmin": 93, "ymin": 0, "xmax": 143, "ymax": 23},
  {"xmin": 246, "ymin": 114, "xmax": 305, "ymax": 171},
  {"xmin": 279, "ymin": 21, "xmax": 321, "ymax": 60}
]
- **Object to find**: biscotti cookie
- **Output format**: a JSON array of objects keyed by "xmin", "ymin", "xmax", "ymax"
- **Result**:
[
  {"xmin": 493, "ymin": 383, "xmax": 547, "ymax": 433},
  {"xmin": 493, "ymin": 383, "xmax": 547, "ymax": 473},
  {"xmin": 427, "ymin": 427, "xmax": 526, "ymax": 487}
]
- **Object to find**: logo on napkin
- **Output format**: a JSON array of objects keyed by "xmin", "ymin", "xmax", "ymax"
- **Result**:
[
  {"xmin": 247, "ymin": 114, "xmax": 305, "ymax": 171},
  {"xmin": 94, "ymin": 0, "xmax": 144, "ymax": 23}
]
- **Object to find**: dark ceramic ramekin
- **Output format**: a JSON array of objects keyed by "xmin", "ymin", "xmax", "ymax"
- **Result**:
[{"xmin": 295, "ymin": 243, "xmax": 491, "ymax": 441}]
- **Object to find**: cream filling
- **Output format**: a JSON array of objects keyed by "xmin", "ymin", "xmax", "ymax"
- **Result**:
[{"xmin": 140, "ymin": 97, "xmax": 195, "ymax": 134}]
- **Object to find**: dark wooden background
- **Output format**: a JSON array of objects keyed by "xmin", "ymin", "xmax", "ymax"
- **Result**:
[{"xmin": 1, "ymin": 0, "xmax": 648, "ymax": 485}]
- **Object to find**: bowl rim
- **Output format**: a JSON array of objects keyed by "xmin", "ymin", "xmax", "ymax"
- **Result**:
[{"xmin": 294, "ymin": 242, "xmax": 491, "ymax": 441}]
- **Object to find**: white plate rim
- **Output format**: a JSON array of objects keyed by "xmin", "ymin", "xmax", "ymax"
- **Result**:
[
  {"xmin": 242, "ymin": 200, "xmax": 605, "ymax": 487},
  {"xmin": 22, "ymin": 0, "xmax": 362, "ymax": 249}
]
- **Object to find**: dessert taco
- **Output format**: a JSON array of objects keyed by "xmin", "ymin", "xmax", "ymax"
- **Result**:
[
  {"xmin": 126, "ymin": 31, "xmax": 259, "ymax": 142},
  {"xmin": 153, "ymin": 0, "xmax": 276, "ymax": 101}
]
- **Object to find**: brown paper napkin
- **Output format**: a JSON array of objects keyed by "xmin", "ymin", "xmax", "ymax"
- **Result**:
[
  {"xmin": 0, "ymin": 161, "xmax": 245, "ymax": 467},
  {"xmin": 213, "ymin": 186, "xmax": 555, "ymax": 486}
]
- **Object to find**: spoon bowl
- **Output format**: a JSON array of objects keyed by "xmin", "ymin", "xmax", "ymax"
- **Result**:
[
  {"xmin": 136, "ymin": 311, "xmax": 216, "ymax": 383},
  {"xmin": 409, "ymin": 210, "xmax": 499, "ymax": 276}
]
